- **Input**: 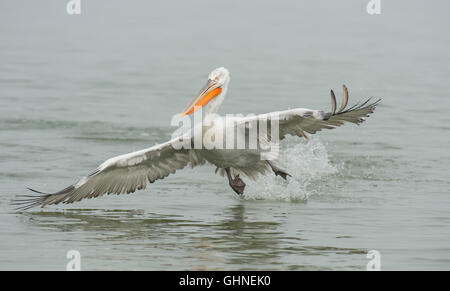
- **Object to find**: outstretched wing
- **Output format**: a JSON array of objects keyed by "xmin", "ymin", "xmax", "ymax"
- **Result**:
[
  {"xmin": 13, "ymin": 137, "xmax": 204, "ymax": 210},
  {"xmin": 234, "ymin": 85, "xmax": 381, "ymax": 140}
]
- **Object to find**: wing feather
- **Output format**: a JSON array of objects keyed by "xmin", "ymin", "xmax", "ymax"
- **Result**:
[
  {"xmin": 234, "ymin": 85, "xmax": 380, "ymax": 141},
  {"xmin": 13, "ymin": 138, "xmax": 203, "ymax": 210}
]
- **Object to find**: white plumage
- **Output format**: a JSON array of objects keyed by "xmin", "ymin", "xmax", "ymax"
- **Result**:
[{"xmin": 13, "ymin": 67, "xmax": 380, "ymax": 210}]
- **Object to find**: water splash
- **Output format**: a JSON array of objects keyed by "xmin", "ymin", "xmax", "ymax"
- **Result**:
[{"xmin": 244, "ymin": 139, "xmax": 337, "ymax": 201}]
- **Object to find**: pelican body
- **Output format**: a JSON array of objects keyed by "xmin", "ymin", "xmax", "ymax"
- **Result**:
[{"xmin": 14, "ymin": 67, "xmax": 380, "ymax": 210}]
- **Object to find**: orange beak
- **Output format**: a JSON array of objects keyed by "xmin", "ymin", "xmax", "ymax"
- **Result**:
[{"xmin": 180, "ymin": 79, "xmax": 222, "ymax": 116}]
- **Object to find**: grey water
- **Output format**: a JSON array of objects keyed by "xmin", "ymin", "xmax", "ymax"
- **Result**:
[{"xmin": 1, "ymin": 0, "xmax": 449, "ymax": 270}]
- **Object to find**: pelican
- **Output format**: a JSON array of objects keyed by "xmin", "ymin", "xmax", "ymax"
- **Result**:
[{"xmin": 13, "ymin": 67, "xmax": 380, "ymax": 210}]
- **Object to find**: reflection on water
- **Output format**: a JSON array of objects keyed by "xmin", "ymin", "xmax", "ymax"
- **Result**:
[{"xmin": 21, "ymin": 204, "xmax": 366, "ymax": 270}]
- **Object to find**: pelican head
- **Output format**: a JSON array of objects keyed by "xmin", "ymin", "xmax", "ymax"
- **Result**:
[{"xmin": 180, "ymin": 67, "xmax": 230, "ymax": 116}]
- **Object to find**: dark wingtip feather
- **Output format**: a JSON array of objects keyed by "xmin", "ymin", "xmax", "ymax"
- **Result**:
[
  {"xmin": 337, "ymin": 84, "xmax": 349, "ymax": 113},
  {"xmin": 330, "ymin": 90, "xmax": 337, "ymax": 115},
  {"xmin": 26, "ymin": 187, "xmax": 50, "ymax": 195},
  {"xmin": 11, "ymin": 188, "xmax": 50, "ymax": 211},
  {"xmin": 336, "ymin": 97, "xmax": 381, "ymax": 116}
]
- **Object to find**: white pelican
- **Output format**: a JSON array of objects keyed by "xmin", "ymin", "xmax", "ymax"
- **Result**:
[{"xmin": 13, "ymin": 67, "xmax": 380, "ymax": 210}]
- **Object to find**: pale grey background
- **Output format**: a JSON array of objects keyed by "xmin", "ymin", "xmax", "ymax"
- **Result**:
[{"xmin": 0, "ymin": 0, "xmax": 449, "ymax": 270}]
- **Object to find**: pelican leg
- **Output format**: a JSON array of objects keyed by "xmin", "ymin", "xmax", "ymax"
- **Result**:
[
  {"xmin": 267, "ymin": 161, "xmax": 291, "ymax": 180},
  {"xmin": 225, "ymin": 168, "xmax": 246, "ymax": 195}
]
